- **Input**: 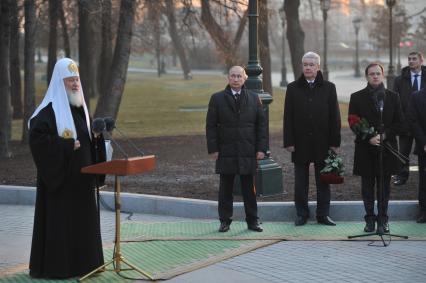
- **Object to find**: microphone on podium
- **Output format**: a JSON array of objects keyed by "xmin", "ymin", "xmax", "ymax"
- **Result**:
[
  {"xmin": 92, "ymin": 118, "xmax": 128, "ymax": 159},
  {"xmin": 103, "ymin": 117, "xmax": 145, "ymax": 157}
]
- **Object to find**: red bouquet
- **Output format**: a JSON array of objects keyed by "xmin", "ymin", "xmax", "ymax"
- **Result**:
[{"xmin": 348, "ymin": 114, "xmax": 376, "ymax": 140}]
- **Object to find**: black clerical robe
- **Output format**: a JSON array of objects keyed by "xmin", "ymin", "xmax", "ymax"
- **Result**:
[{"xmin": 29, "ymin": 103, "xmax": 106, "ymax": 279}]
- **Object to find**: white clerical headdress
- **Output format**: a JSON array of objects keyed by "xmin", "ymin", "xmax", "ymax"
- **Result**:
[{"xmin": 29, "ymin": 58, "xmax": 91, "ymax": 140}]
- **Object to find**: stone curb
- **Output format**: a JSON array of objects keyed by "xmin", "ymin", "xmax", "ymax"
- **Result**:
[{"xmin": 0, "ymin": 185, "xmax": 419, "ymax": 221}]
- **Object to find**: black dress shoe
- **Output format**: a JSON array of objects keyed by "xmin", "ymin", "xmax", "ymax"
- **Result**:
[
  {"xmin": 218, "ymin": 222, "xmax": 230, "ymax": 232},
  {"xmin": 317, "ymin": 216, "xmax": 336, "ymax": 226},
  {"xmin": 417, "ymin": 214, "xmax": 426, "ymax": 223},
  {"xmin": 247, "ymin": 222, "xmax": 263, "ymax": 232},
  {"xmin": 295, "ymin": 216, "xmax": 307, "ymax": 226},
  {"xmin": 383, "ymin": 221, "xmax": 390, "ymax": 233},
  {"xmin": 364, "ymin": 220, "xmax": 375, "ymax": 232},
  {"xmin": 393, "ymin": 177, "xmax": 407, "ymax": 186}
]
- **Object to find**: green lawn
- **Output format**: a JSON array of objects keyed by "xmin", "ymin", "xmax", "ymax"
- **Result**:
[{"xmin": 11, "ymin": 69, "xmax": 348, "ymax": 140}]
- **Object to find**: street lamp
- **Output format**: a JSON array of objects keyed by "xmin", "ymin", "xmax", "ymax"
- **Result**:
[
  {"xmin": 320, "ymin": 0, "xmax": 330, "ymax": 81},
  {"xmin": 395, "ymin": 12, "xmax": 404, "ymax": 75},
  {"xmin": 352, "ymin": 17, "xmax": 362, "ymax": 78},
  {"xmin": 386, "ymin": 0, "xmax": 396, "ymax": 89},
  {"xmin": 244, "ymin": 0, "xmax": 282, "ymax": 196},
  {"xmin": 279, "ymin": 5, "xmax": 288, "ymax": 87}
]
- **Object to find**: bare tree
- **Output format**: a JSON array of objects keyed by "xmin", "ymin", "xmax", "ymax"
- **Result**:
[
  {"xmin": 284, "ymin": 0, "xmax": 305, "ymax": 78},
  {"xmin": 259, "ymin": 0, "xmax": 272, "ymax": 95},
  {"xmin": 10, "ymin": 0, "xmax": 23, "ymax": 119},
  {"xmin": 0, "ymin": 0, "xmax": 12, "ymax": 158},
  {"xmin": 368, "ymin": 4, "xmax": 410, "ymax": 52},
  {"xmin": 99, "ymin": 0, "xmax": 112, "ymax": 97},
  {"xmin": 200, "ymin": 0, "xmax": 248, "ymax": 68},
  {"xmin": 79, "ymin": 0, "xmax": 102, "ymax": 106},
  {"xmin": 147, "ymin": 1, "xmax": 163, "ymax": 77},
  {"xmin": 165, "ymin": 0, "xmax": 191, "ymax": 80},
  {"xmin": 22, "ymin": 0, "xmax": 37, "ymax": 143},
  {"xmin": 58, "ymin": 0, "xmax": 71, "ymax": 57},
  {"xmin": 94, "ymin": 0, "xmax": 136, "ymax": 119},
  {"xmin": 47, "ymin": 0, "xmax": 59, "ymax": 84}
]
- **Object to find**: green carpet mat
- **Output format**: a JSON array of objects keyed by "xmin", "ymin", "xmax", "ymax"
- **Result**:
[
  {"xmin": 121, "ymin": 220, "xmax": 426, "ymax": 241},
  {"xmin": 1, "ymin": 220, "xmax": 426, "ymax": 282}
]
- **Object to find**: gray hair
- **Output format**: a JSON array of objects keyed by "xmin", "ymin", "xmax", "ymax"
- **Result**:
[{"xmin": 302, "ymin": 52, "xmax": 321, "ymax": 65}]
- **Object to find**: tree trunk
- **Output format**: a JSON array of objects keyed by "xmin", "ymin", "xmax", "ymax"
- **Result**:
[
  {"xmin": 79, "ymin": 0, "xmax": 102, "ymax": 107},
  {"xmin": 284, "ymin": 0, "xmax": 305, "ymax": 79},
  {"xmin": 59, "ymin": 0, "xmax": 71, "ymax": 58},
  {"xmin": 165, "ymin": 0, "xmax": 191, "ymax": 80},
  {"xmin": 94, "ymin": 0, "xmax": 136, "ymax": 119},
  {"xmin": 22, "ymin": 0, "xmax": 37, "ymax": 143},
  {"xmin": 200, "ymin": 0, "xmax": 248, "ymax": 69},
  {"xmin": 99, "ymin": 0, "xmax": 112, "ymax": 97},
  {"xmin": 0, "ymin": 0, "xmax": 12, "ymax": 158},
  {"xmin": 10, "ymin": 0, "xmax": 23, "ymax": 119},
  {"xmin": 47, "ymin": 0, "xmax": 59, "ymax": 84},
  {"xmin": 259, "ymin": 0, "xmax": 272, "ymax": 95}
]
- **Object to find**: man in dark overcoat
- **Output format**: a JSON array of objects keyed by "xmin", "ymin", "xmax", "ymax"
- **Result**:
[
  {"xmin": 392, "ymin": 51, "xmax": 425, "ymax": 185},
  {"xmin": 206, "ymin": 66, "xmax": 267, "ymax": 233},
  {"xmin": 283, "ymin": 52, "xmax": 341, "ymax": 226},
  {"xmin": 407, "ymin": 87, "xmax": 426, "ymax": 223},
  {"xmin": 348, "ymin": 63, "xmax": 403, "ymax": 234}
]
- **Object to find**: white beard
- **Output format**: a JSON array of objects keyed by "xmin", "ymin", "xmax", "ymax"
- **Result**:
[{"xmin": 66, "ymin": 89, "xmax": 83, "ymax": 107}]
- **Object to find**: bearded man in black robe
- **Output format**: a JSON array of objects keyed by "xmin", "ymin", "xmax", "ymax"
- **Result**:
[{"xmin": 28, "ymin": 58, "xmax": 106, "ymax": 279}]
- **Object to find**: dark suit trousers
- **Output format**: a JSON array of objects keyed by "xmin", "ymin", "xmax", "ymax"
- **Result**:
[
  {"xmin": 361, "ymin": 175, "xmax": 391, "ymax": 220},
  {"xmin": 219, "ymin": 174, "xmax": 258, "ymax": 224},
  {"xmin": 294, "ymin": 162, "xmax": 330, "ymax": 218},
  {"xmin": 418, "ymin": 155, "xmax": 426, "ymax": 213},
  {"xmin": 397, "ymin": 135, "xmax": 414, "ymax": 178}
]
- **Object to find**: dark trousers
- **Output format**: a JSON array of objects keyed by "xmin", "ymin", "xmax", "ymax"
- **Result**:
[
  {"xmin": 397, "ymin": 135, "xmax": 413, "ymax": 179},
  {"xmin": 294, "ymin": 162, "xmax": 330, "ymax": 218},
  {"xmin": 218, "ymin": 174, "xmax": 258, "ymax": 224},
  {"xmin": 361, "ymin": 175, "xmax": 391, "ymax": 221},
  {"xmin": 418, "ymin": 155, "xmax": 426, "ymax": 213}
]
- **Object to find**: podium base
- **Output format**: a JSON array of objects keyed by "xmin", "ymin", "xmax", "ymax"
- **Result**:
[{"xmin": 78, "ymin": 255, "xmax": 153, "ymax": 281}]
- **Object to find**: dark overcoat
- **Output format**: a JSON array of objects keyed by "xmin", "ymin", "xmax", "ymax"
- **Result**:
[
  {"xmin": 408, "ymin": 88, "xmax": 426, "ymax": 155},
  {"xmin": 206, "ymin": 85, "xmax": 267, "ymax": 175},
  {"xmin": 348, "ymin": 85, "xmax": 404, "ymax": 176},
  {"xmin": 29, "ymin": 103, "xmax": 106, "ymax": 278},
  {"xmin": 393, "ymin": 65, "xmax": 426, "ymax": 134},
  {"xmin": 283, "ymin": 71, "xmax": 341, "ymax": 164}
]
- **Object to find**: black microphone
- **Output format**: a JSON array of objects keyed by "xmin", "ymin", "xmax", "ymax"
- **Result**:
[
  {"xmin": 377, "ymin": 92, "xmax": 385, "ymax": 112},
  {"xmin": 93, "ymin": 117, "xmax": 128, "ymax": 159},
  {"xmin": 92, "ymin": 118, "xmax": 106, "ymax": 135},
  {"xmin": 103, "ymin": 117, "xmax": 145, "ymax": 157}
]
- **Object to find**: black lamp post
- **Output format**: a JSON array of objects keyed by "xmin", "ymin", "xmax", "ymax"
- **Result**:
[
  {"xmin": 386, "ymin": 0, "xmax": 396, "ymax": 89},
  {"xmin": 279, "ymin": 5, "xmax": 288, "ymax": 87},
  {"xmin": 352, "ymin": 17, "xmax": 362, "ymax": 78},
  {"xmin": 244, "ymin": 0, "xmax": 282, "ymax": 196},
  {"xmin": 395, "ymin": 12, "xmax": 404, "ymax": 75},
  {"xmin": 320, "ymin": 0, "xmax": 330, "ymax": 81}
]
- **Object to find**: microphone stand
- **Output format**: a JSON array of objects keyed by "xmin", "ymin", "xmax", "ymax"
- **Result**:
[{"xmin": 348, "ymin": 100, "xmax": 408, "ymax": 246}]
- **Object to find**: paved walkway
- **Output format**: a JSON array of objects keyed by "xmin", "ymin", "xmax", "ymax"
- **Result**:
[{"xmin": 1, "ymin": 204, "xmax": 426, "ymax": 283}]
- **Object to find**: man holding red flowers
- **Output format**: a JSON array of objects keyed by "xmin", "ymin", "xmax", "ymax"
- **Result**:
[{"xmin": 348, "ymin": 62, "xmax": 404, "ymax": 234}]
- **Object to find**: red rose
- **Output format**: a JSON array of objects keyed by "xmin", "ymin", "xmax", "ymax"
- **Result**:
[{"xmin": 348, "ymin": 114, "xmax": 361, "ymax": 128}]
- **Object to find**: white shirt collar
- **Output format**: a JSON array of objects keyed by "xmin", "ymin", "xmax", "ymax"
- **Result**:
[
  {"xmin": 231, "ymin": 89, "xmax": 241, "ymax": 95},
  {"xmin": 411, "ymin": 70, "xmax": 422, "ymax": 77}
]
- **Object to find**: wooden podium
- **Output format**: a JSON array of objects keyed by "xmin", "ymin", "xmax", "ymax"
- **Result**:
[{"xmin": 78, "ymin": 155, "xmax": 156, "ymax": 281}]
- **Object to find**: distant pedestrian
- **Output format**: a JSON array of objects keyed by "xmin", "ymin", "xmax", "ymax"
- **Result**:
[
  {"xmin": 392, "ymin": 51, "xmax": 425, "ymax": 185},
  {"xmin": 283, "ymin": 52, "xmax": 341, "ymax": 227},
  {"xmin": 206, "ymin": 66, "xmax": 266, "ymax": 233}
]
